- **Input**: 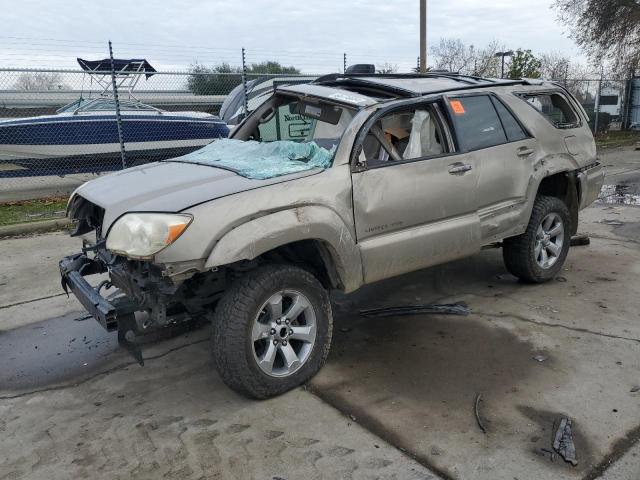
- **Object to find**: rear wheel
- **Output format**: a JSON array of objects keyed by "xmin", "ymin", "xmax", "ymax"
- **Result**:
[
  {"xmin": 503, "ymin": 195, "xmax": 571, "ymax": 283},
  {"xmin": 211, "ymin": 264, "xmax": 332, "ymax": 399}
]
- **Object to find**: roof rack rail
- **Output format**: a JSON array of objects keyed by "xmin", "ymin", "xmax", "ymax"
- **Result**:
[{"xmin": 310, "ymin": 72, "xmax": 543, "ymax": 98}]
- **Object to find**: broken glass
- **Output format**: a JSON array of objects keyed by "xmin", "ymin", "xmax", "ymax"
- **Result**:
[{"xmin": 167, "ymin": 139, "xmax": 336, "ymax": 180}]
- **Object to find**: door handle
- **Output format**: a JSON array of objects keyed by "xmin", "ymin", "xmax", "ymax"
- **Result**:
[
  {"xmin": 517, "ymin": 146, "xmax": 535, "ymax": 157},
  {"xmin": 448, "ymin": 163, "xmax": 473, "ymax": 175}
]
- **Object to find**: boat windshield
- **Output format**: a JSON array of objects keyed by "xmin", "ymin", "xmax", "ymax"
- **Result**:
[
  {"xmin": 166, "ymin": 96, "xmax": 357, "ymax": 179},
  {"xmin": 56, "ymin": 98, "xmax": 158, "ymax": 114}
]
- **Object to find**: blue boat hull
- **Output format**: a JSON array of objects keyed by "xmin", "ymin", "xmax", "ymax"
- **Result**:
[{"xmin": 0, "ymin": 114, "xmax": 229, "ymax": 177}]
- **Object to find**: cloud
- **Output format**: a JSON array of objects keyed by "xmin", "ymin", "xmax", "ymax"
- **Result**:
[{"xmin": 0, "ymin": 0, "xmax": 581, "ymax": 72}]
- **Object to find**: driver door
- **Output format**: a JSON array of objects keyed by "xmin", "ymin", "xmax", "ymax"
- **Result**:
[{"xmin": 352, "ymin": 101, "xmax": 481, "ymax": 284}]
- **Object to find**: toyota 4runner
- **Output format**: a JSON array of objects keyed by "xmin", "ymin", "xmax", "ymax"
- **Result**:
[{"xmin": 60, "ymin": 72, "xmax": 604, "ymax": 398}]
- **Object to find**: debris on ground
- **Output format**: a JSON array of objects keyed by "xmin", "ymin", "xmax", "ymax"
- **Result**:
[
  {"xmin": 570, "ymin": 234, "xmax": 591, "ymax": 247},
  {"xmin": 360, "ymin": 303, "xmax": 470, "ymax": 318},
  {"xmin": 555, "ymin": 276, "xmax": 567, "ymax": 283},
  {"xmin": 630, "ymin": 386, "xmax": 640, "ymax": 393},
  {"xmin": 601, "ymin": 219, "xmax": 624, "ymax": 227},
  {"xmin": 474, "ymin": 393, "xmax": 487, "ymax": 434},
  {"xmin": 539, "ymin": 447, "xmax": 557, "ymax": 462},
  {"xmin": 553, "ymin": 417, "xmax": 578, "ymax": 466},
  {"xmin": 532, "ymin": 355, "xmax": 548, "ymax": 363}
]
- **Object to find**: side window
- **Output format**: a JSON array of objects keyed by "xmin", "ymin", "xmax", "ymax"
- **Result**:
[
  {"xmin": 448, "ymin": 95, "xmax": 507, "ymax": 151},
  {"xmin": 521, "ymin": 92, "xmax": 580, "ymax": 129},
  {"xmin": 490, "ymin": 97, "xmax": 528, "ymax": 142},
  {"xmin": 362, "ymin": 105, "xmax": 445, "ymax": 165}
]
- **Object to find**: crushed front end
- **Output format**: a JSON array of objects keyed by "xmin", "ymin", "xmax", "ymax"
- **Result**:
[{"xmin": 60, "ymin": 195, "xmax": 226, "ymax": 336}]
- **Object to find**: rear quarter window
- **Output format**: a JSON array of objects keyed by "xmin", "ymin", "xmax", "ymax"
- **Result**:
[{"xmin": 519, "ymin": 92, "xmax": 580, "ymax": 129}]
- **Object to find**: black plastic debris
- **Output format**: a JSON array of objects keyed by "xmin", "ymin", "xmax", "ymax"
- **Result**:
[
  {"xmin": 360, "ymin": 303, "xmax": 470, "ymax": 318},
  {"xmin": 570, "ymin": 235, "xmax": 591, "ymax": 247},
  {"xmin": 553, "ymin": 417, "xmax": 578, "ymax": 466}
]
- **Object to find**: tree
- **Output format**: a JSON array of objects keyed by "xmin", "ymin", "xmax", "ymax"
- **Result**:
[
  {"xmin": 14, "ymin": 72, "xmax": 67, "ymax": 91},
  {"xmin": 429, "ymin": 38, "xmax": 504, "ymax": 77},
  {"xmin": 187, "ymin": 60, "xmax": 300, "ymax": 95},
  {"xmin": 507, "ymin": 49, "xmax": 542, "ymax": 79},
  {"xmin": 539, "ymin": 51, "xmax": 571, "ymax": 80},
  {"xmin": 247, "ymin": 61, "xmax": 299, "ymax": 75},
  {"xmin": 554, "ymin": 0, "xmax": 640, "ymax": 76},
  {"xmin": 472, "ymin": 41, "xmax": 505, "ymax": 77},
  {"xmin": 430, "ymin": 38, "xmax": 475, "ymax": 73},
  {"xmin": 187, "ymin": 62, "xmax": 242, "ymax": 95}
]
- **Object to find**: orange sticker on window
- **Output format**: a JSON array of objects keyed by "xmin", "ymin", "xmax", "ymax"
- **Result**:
[{"xmin": 450, "ymin": 100, "xmax": 465, "ymax": 115}]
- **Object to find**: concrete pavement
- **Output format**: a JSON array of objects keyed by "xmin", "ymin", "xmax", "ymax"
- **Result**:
[{"xmin": 1, "ymin": 146, "xmax": 639, "ymax": 479}]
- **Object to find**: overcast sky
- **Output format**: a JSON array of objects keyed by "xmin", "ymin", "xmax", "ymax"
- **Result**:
[{"xmin": 0, "ymin": 0, "xmax": 583, "ymax": 72}]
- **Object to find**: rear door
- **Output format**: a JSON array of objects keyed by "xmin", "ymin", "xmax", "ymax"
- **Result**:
[
  {"xmin": 351, "ymin": 100, "xmax": 481, "ymax": 284},
  {"xmin": 444, "ymin": 93, "xmax": 538, "ymax": 242}
]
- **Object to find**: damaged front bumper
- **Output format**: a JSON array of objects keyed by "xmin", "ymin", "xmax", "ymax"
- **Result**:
[{"xmin": 59, "ymin": 253, "xmax": 137, "ymax": 332}]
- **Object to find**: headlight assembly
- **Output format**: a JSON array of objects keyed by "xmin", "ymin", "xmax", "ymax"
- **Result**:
[{"xmin": 106, "ymin": 213, "xmax": 193, "ymax": 259}]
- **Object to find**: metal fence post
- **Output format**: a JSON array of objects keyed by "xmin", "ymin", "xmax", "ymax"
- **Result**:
[
  {"xmin": 108, "ymin": 40, "xmax": 127, "ymax": 169},
  {"xmin": 594, "ymin": 70, "xmax": 603, "ymax": 134},
  {"xmin": 241, "ymin": 47, "xmax": 249, "ymax": 118},
  {"xmin": 622, "ymin": 70, "xmax": 634, "ymax": 130}
]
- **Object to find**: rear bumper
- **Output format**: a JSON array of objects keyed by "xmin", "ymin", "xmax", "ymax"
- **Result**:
[
  {"xmin": 59, "ymin": 253, "xmax": 136, "ymax": 331},
  {"xmin": 578, "ymin": 162, "xmax": 605, "ymax": 210}
]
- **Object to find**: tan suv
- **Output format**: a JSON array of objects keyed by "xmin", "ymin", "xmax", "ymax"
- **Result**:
[{"xmin": 60, "ymin": 73, "xmax": 604, "ymax": 398}]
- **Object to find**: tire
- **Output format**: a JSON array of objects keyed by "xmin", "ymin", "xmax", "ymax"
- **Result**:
[
  {"xmin": 503, "ymin": 195, "xmax": 571, "ymax": 283},
  {"xmin": 211, "ymin": 264, "xmax": 333, "ymax": 399}
]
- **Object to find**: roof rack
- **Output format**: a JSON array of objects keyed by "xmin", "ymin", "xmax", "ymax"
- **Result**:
[{"xmin": 312, "ymin": 72, "xmax": 535, "ymax": 97}]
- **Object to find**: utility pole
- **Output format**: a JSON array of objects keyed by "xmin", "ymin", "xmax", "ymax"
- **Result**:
[{"xmin": 420, "ymin": 0, "xmax": 427, "ymax": 73}]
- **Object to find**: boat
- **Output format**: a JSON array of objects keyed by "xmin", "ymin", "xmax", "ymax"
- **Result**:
[{"xmin": 0, "ymin": 58, "xmax": 229, "ymax": 177}]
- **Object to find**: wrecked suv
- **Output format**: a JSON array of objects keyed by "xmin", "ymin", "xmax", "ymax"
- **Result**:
[{"xmin": 60, "ymin": 73, "xmax": 604, "ymax": 398}]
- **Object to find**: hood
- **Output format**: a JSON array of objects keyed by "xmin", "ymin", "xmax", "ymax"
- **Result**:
[{"xmin": 72, "ymin": 160, "xmax": 321, "ymax": 231}]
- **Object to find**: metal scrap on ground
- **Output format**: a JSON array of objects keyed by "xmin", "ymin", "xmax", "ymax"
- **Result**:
[
  {"xmin": 553, "ymin": 417, "xmax": 578, "ymax": 466},
  {"xmin": 474, "ymin": 393, "xmax": 487, "ymax": 434},
  {"xmin": 359, "ymin": 303, "xmax": 471, "ymax": 318}
]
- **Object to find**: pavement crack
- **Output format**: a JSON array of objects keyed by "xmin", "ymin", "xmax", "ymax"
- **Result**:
[
  {"xmin": 0, "ymin": 293, "xmax": 68, "ymax": 310},
  {"xmin": 476, "ymin": 311, "xmax": 640, "ymax": 344},
  {"xmin": 586, "ymin": 234, "xmax": 640, "ymax": 246},
  {"xmin": 582, "ymin": 423, "xmax": 640, "ymax": 480},
  {"xmin": 305, "ymin": 385, "xmax": 454, "ymax": 480},
  {"xmin": 0, "ymin": 338, "xmax": 207, "ymax": 400}
]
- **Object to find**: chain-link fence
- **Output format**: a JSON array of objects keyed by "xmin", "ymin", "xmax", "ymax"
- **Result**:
[
  {"xmin": 0, "ymin": 61, "xmax": 637, "ymax": 201},
  {"xmin": 552, "ymin": 77, "xmax": 635, "ymax": 133},
  {"xmin": 0, "ymin": 64, "xmax": 325, "ymax": 200}
]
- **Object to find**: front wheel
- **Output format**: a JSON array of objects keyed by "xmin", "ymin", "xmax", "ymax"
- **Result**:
[
  {"xmin": 503, "ymin": 195, "xmax": 571, "ymax": 283},
  {"xmin": 211, "ymin": 264, "xmax": 332, "ymax": 399}
]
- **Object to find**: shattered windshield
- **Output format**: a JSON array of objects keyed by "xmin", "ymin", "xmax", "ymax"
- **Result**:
[
  {"xmin": 167, "ymin": 96, "xmax": 356, "ymax": 180},
  {"xmin": 168, "ymin": 139, "xmax": 335, "ymax": 180}
]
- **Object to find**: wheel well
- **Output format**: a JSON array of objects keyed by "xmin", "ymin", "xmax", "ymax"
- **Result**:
[
  {"xmin": 258, "ymin": 240, "xmax": 343, "ymax": 290},
  {"xmin": 537, "ymin": 172, "xmax": 579, "ymax": 235}
]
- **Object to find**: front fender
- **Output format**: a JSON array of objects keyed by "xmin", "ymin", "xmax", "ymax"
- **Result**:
[{"xmin": 205, "ymin": 206, "xmax": 363, "ymax": 293}]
